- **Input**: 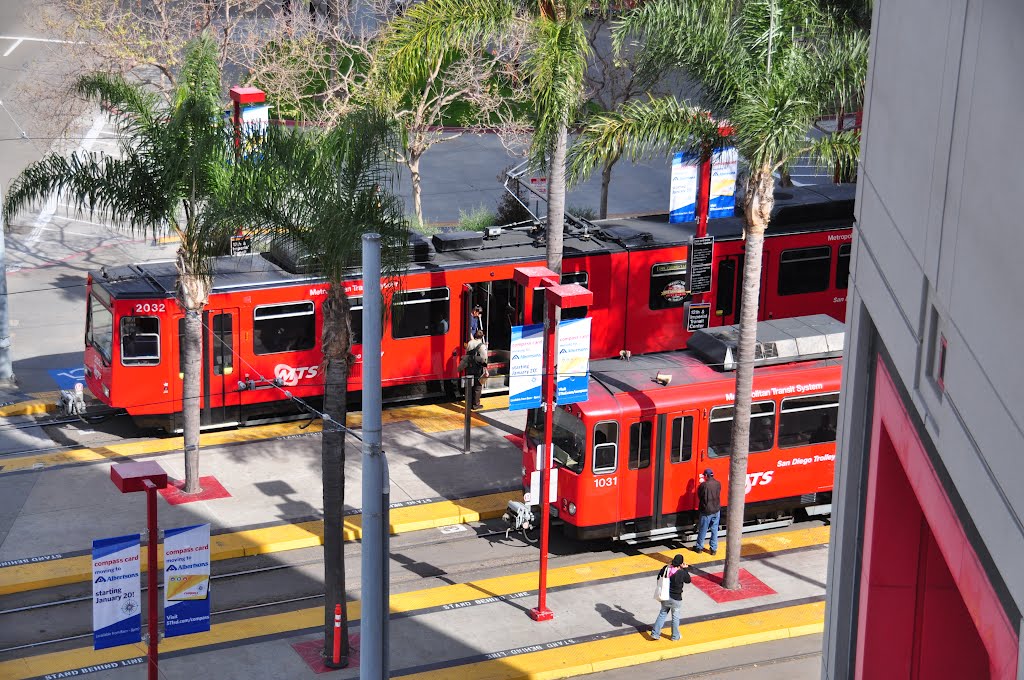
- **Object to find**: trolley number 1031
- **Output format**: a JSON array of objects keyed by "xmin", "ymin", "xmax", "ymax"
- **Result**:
[{"xmin": 593, "ymin": 477, "xmax": 618, "ymax": 488}]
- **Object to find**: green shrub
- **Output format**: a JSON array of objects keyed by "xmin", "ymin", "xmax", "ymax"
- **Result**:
[
  {"xmin": 567, "ymin": 205, "xmax": 598, "ymax": 221},
  {"xmin": 458, "ymin": 205, "xmax": 496, "ymax": 231}
]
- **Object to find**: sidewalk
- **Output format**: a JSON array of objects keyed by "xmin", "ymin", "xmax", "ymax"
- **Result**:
[{"xmin": 0, "ymin": 398, "xmax": 828, "ymax": 680}]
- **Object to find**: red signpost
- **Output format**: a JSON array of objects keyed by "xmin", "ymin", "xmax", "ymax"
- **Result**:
[
  {"xmin": 110, "ymin": 461, "xmax": 168, "ymax": 680},
  {"xmin": 228, "ymin": 86, "xmax": 266, "ymax": 153},
  {"xmin": 512, "ymin": 266, "xmax": 593, "ymax": 622}
]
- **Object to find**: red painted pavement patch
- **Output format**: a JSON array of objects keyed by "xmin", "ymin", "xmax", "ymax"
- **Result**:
[
  {"xmin": 690, "ymin": 568, "xmax": 776, "ymax": 603},
  {"xmin": 504, "ymin": 433, "xmax": 525, "ymax": 449},
  {"xmin": 292, "ymin": 633, "xmax": 361, "ymax": 673},
  {"xmin": 158, "ymin": 476, "xmax": 231, "ymax": 505}
]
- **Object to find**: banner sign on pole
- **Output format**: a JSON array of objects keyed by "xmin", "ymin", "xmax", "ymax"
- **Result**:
[
  {"xmin": 163, "ymin": 523, "xmax": 211, "ymax": 637},
  {"xmin": 669, "ymin": 152, "xmax": 699, "ymax": 223},
  {"xmin": 509, "ymin": 324, "xmax": 545, "ymax": 411},
  {"xmin": 708, "ymin": 147, "xmax": 738, "ymax": 219},
  {"xmin": 92, "ymin": 534, "xmax": 142, "ymax": 650},
  {"xmin": 556, "ymin": 317, "xmax": 591, "ymax": 405}
]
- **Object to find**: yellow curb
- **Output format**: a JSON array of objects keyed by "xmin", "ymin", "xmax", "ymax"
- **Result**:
[
  {"xmin": 0, "ymin": 526, "xmax": 830, "ymax": 680},
  {"xmin": 0, "ymin": 392, "xmax": 59, "ymax": 417},
  {"xmin": 0, "ymin": 491, "xmax": 519, "ymax": 596}
]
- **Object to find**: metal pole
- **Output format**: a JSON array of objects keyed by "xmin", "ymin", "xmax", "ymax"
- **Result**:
[
  {"xmin": 144, "ymin": 480, "xmax": 159, "ymax": 680},
  {"xmin": 463, "ymin": 375, "xmax": 472, "ymax": 453},
  {"xmin": 530, "ymin": 299, "xmax": 557, "ymax": 622},
  {"xmin": 696, "ymin": 148, "xmax": 711, "ymax": 239},
  {"xmin": 0, "ymin": 186, "xmax": 14, "ymax": 384},
  {"xmin": 360, "ymin": 233, "xmax": 387, "ymax": 679}
]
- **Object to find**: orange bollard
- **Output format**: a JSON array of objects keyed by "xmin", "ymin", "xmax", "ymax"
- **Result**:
[{"xmin": 332, "ymin": 604, "xmax": 342, "ymax": 665}]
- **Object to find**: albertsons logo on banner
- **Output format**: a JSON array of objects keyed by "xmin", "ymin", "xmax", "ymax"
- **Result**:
[
  {"xmin": 92, "ymin": 534, "xmax": 141, "ymax": 650},
  {"xmin": 556, "ymin": 318, "xmax": 591, "ymax": 405},
  {"xmin": 708, "ymin": 147, "xmax": 738, "ymax": 218},
  {"xmin": 669, "ymin": 152, "xmax": 699, "ymax": 223},
  {"xmin": 164, "ymin": 523, "xmax": 211, "ymax": 637},
  {"xmin": 508, "ymin": 324, "xmax": 545, "ymax": 411}
]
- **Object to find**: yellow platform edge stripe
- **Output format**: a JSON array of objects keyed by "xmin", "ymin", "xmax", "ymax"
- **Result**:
[
  {"xmin": 0, "ymin": 395, "xmax": 509, "ymax": 475},
  {"xmin": 0, "ymin": 490, "xmax": 519, "ymax": 596},
  {"xmin": 0, "ymin": 526, "xmax": 829, "ymax": 680},
  {"xmin": 0, "ymin": 392, "xmax": 59, "ymax": 418}
]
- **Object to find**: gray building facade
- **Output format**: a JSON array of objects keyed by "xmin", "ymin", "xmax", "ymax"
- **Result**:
[{"xmin": 823, "ymin": 0, "xmax": 1024, "ymax": 678}]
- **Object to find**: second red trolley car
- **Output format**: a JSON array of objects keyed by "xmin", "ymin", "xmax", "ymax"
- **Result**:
[{"xmin": 508, "ymin": 315, "xmax": 843, "ymax": 541}]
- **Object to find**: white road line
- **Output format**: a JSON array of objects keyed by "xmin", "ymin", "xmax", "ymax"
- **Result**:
[
  {"xmin": 2, "ymin": 39, "xmax": 23, "ymax": 57},
  {"xmin": 26, "ymin": 114, "xmax": 107, "ymax": 247},
  {"xmin": 0, "ymin": 36, "xmax": 77, "ymax": 45}
]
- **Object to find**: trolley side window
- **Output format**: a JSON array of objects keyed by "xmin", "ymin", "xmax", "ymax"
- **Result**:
[
  {"xmin": 87, "ymin": 295, "xmax": 114, "ymax": 362},
  {"xmin": 349, "ymin": 297, "xmax": 363, "ymax": 345},
  {"xmin": 715, "ymin": 259, "xmax": 736, "ymax": 316},
  {"xmin": 649, "ymin": 261, "xmax": 689, "ymax": 310},
  {"xmin": 836, "ymin": 244, "xmax": 852, "ymax": 290},
  {"xmin": 593, "ymin": 421, "xmax": 618, "ymax": 474},
  {"xmin": 778, "ymin": 392, "xmax": 840, "ymax": 448},
  {"xmin": 120, "ymin": 316, "xmax": 160, "ymax": 366},
  {"xmin": 551, "ymin": 408, "xmax": 585, "ymax": 474},
  {"xmin": 628, "ymin": 421, "xmax": 652, "ymax": 470},
  {"xmin": 212, "ymin": 313, "xmax": 233, "ymax": 376},
  {"xmin": 670, "ymin": 416, "xmax": 694, "ymax": 463},
  {"xmin": 392, "ymin": 287, "xmax": 450, "ymax": 338},
  {"xmin": 254, "ymin": 302, "xmax": 316, "ymax": 355},
  {"xmin": 707, "ymin": 402, "xmax": 776, "ymax": 457},
  {"xmin": 778, "ymin": 247, "xmax": 831, "ymax": 295},
  {"xmin": 532, "ymin": 272, "xmax": 589, "ymax": 323}
]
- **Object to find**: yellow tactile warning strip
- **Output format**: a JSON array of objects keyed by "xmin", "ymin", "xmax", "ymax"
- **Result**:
[
  {"xmin": 0, "ymin": 394, "xmax": 509, "ymax": 475},
  {"xmin": 0, "ymin": 526, "xmax": 830, "ymax": 680},
  {"xmin": 0, "ymin": 392, "xmax": 59, "ymax": 417},
  {"xmin": 0, "ymin": 490, "xmax": 518, "ymax": 596}
]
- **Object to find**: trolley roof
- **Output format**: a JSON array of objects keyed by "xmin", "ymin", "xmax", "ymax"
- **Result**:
[{"xmin": 89, "ymin": 184, "xmax": 854, "ymax": 300}]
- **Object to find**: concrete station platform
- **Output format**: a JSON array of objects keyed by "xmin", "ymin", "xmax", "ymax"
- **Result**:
[{"xmin": 0, "ymin": 392, "xmax": 829, "ymax": 680}]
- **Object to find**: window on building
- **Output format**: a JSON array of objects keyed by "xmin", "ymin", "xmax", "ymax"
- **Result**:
[
  {"xmin": 254, "ymin": 302, "xmax": 316, "ymax": 355},
  {"xmin": 836, "ymin": 244, "xmax": 852, "ymax": 289},
  {"xmin": 628, "ymin": 421, "xmax": 652, "ymax": 469},
  {"xmin": 120, "ymin": 316, "xmax": 160, "ymax": 366},
  {"xmin": 391, "ymin": 287, "xmax": 450, "ymax": 339},
  {"xmin": 670, "ymin": 416, "xmax": 693, "ymax": 463},
  {"xmin": 649, "ymin": 261, "xmax": 689, "ymax": 310},
  {"xmin": 532, "ymin": 272, "xmax": 589, "ymax": 323},
  {"xmin": 778, "ymin": 393, "xmax": 840, "ymax": 448},
  {"xmin": 707, "ymin": 402, "xmax": 776, "ymax": 457},
  {"xmin": 778, "ymin": 246, "xmax": 832, "ymax": 295},
  {"xmin": 593, "ymin": 421, "xmax": 618, "ymax": 474}
]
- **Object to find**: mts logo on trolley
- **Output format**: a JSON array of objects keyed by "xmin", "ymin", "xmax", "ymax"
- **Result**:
[
  {"xmin": 274, "ymin": 364, "xmax": 320, "ymax": 387},
  {"xmin": 702, "ymin": 471, "xmax": 775, "ymax": 494}
]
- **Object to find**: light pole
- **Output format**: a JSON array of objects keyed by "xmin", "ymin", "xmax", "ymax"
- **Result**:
[
  {"xmin": 0, "ymin": 185, "xmax": 14, "ymax": 385},
  {"xmin": 110, "ymin": 461, "xmax": 168, "ymax": 680},
  {"xmin": 528, "ymin": 279, "xmax": 592, "ymax": 622}
]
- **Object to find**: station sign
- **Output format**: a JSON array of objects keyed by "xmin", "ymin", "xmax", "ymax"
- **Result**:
[
  {"xmin": 230, "ymin": 234, "xmax": 252, "ymax": 256},
  {"xmin": 685, "ymin": 302, "xmax": 712, "ymax": 332},
  {"xmin": 164, "ymin": 523, "xmax": 211, "ymax": 637},
  {"xmin": 556, "ymin": 317, "xmax": 591, "ymax": 405},
  {"xmin": 509, "ymin": 324, "xmax": 545, "ymax": 411},
  {"xmin": 687, "ymin": 235, "xmax": 714, "ymax": 295},
  {"xmin": 92, "ymin": 534, "xmax": 141, "ymax": 650}
]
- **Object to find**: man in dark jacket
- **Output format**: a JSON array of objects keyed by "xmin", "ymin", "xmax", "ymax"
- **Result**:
[
  {"xmin": 650, "ymin": 554, "xmax": 691, "ymax": 641},
  {"xmin": 696, "ymin": 468, "xmax": 722, "ymax": 555}
]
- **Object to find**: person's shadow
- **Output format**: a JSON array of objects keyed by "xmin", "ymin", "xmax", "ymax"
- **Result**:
[{"xmin": 595, "ymin": 603, "xmax": 646, "ymax": 631}]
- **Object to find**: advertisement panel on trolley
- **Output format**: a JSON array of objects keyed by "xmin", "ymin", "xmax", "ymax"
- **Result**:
[
  {"xmin": 556, "ymin": 318, "xmax": 592, "ymax": 405},
  {"xmin": 509, "ymin": 323, "xmax": 545, "ymax": 411},
  {"xmin": 92, "ymin": 534, "xmax": 142, "ymax": 650},
  {"xmin": 163, "ymin": 523, "xmax": 211, "ymax": 637}
]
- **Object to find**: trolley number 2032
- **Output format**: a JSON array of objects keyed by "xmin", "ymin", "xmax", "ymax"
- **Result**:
[
  {"xmin": 134, "ymin": 303, "xmax": 167, "ymax": 313},
  {"xmin": 593, "ymin": 477, "xmax": 618, "ymax": 488}
]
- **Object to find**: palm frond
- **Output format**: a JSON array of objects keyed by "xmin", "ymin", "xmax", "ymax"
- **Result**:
[
  {"xmin": 795, "ymin": 129, "xmax": 860, "ymax": 177},
  {"xmin": 75, "ymin": 72, "xmax": 162, "ymax": 142},
  {"xmin": 568, "ymin": 96, "xmax": 726, "ymax": 184},
  {"xmin": 527, "ymin": 15, "xmax": 590, "ymax": 166}
]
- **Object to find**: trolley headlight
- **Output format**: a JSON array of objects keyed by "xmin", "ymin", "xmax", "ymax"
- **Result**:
[{"xmin": 568, "ymin": 502, "xmax": 576, "ymax": 516}]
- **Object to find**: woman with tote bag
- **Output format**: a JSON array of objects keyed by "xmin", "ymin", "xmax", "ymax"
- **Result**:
[{"xmin": 650, "ymin": 554, "xmax": 691, "ymax": 641}]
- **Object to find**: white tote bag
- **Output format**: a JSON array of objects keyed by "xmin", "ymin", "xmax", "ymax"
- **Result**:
[{"xmin": 654, "ymin": 570, "xmax": 670, "ymax": 601}]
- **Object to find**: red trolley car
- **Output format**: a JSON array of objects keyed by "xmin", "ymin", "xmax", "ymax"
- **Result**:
[
  {"xmin": 82, "ymin": 185, "xmax": 854, "ymax": 430},
  {"xmin": 508, "ymin": 315, "xmax": 843, "ymax": 541}
]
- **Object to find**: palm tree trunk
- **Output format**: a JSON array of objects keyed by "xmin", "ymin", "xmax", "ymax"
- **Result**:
[
  {"xmin": 722, "ymin": 169, "xmax": 775, "ymax": 590},
  {"xmin": 599, "ymin": 158, "xmax": 615, "ymax": 220},
  {"xmin": 181, "ymin": 308, "xmax": 203, "ymax": 494},
  {"xmin": 321, "ymin": 284, "xmax": 351, "ymax": 664},
  {"xmin": 545, "ymin": 123, "xmax": 568, "ymax": 274},
  {"xmin": 409, "ymin": 154, "xmax": 424, "ymax": 228}
]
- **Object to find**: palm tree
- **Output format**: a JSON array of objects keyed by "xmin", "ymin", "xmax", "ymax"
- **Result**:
[
  {"xmin": 571, "ymin": 0, "xmax": 866, "ymax": 588},
  {"xmin": 379, "ymin": 0, "xmax": 605, "ymax": 274},
  {"xmin": 210, "ymin": 110, "xmax": 410, "ymax": 665},
  {"xmin": 2, "ymin": 34, "xmax": 233, "ymax": 495}
]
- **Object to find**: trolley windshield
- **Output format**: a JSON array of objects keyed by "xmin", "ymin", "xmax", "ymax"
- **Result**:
[
  {"xmin": 525, "ymin": 407, "xmax": 586, "ymax": 474},
  {"xmin": 86, "ymin": 293, "xmax": 114, "ymax": 362}
]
